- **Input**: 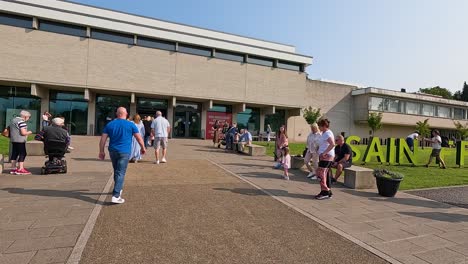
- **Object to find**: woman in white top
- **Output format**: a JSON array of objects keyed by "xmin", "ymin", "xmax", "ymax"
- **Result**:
[
  {"xmin": 315, "ymin": 119, "xmax": 335, "ymax": 200},
  {"xmin": 423, "ymin": 130, "xmax": 446, "ymax": 169},
  {"xmin": 305, "ymin": 123, "xmax": 321, "ymax": 179}
]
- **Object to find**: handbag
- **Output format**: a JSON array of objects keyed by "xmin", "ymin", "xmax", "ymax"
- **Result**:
[{"xmin": 2, "ymin": 127, "xmax": 10, "ymax": 137}]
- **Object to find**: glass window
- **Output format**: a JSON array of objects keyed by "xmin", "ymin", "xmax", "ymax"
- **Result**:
[
  {"xmin": 237, "ymin": 108, "xmax": 260, "ymax": 132},
  {"xmin": 209, "ymin": 105, "xmax": 232, "ymax": 113},
  {"xmin": 454, "ymin": 108, "xmax": 466, "ymax": 120},
  {"xmin": 49, "ymin": 90, "xmax": 85, "ymax": 101},
  {"xmin": 405, "ymin": 101, "xmax": 420, "ymax": 115},
  {"xmin": 137, "ymin": 36, "xmax": 176, "ymax": 51},
  {"xmin": 0, "ymin": 86, "xmax": 41, "ymax": 133},
  {"xmin": 39, "ymin": 20, "xmax": 87, "ymax": 37},
  {"xmin": 91, "ymin": 29, "xmax": 134, "ymax": 45},
  {"xmin": 422, "ymin": 104, "xmax": 435, "ymax": 116},
  {"xmin": 215, "ymin": 50, "xmax": 244, "ymax": 62},
  {"xmin": 369, "ymin": 97, "xmax": 384, "ymax": 111},
  {"xmin": 383, "ymin": 98, "xmax": 400, "ymax": 112},
  {"xmin": 95, "ymin": 94, "xmax": 130, "ymax": 135},
  {"xmin": 0, "ymin": 12, "xmax": 32, "ymax": 29},
  {"xmin": 277, "ymin": 61, "xmax": 302, "ymax": 71},
  {"xmin": 265, "ymin": 109, "xmax": 285, "ymax": 133},
  {"xmin": 437, "ymin": 106, "xmax": 451, "ymax": 118},
  {"xmin": 247, "ymin": 55, "xmax": 274, "ymax": 67},
  {"xmin": 178, "ymin": 44, "xmax": 212, "ymax": 57}
]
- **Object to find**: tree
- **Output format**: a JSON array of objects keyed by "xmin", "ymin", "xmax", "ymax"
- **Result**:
[
  {"xmin": 454, "ymin": 121, "xmax": 468, "ymax": 140},
  {"xmin": 302, "ymin": 107, "xmax": 321, "ymax": 125},
  {"xmin": 367, "ymin": 112, "xmax": 383, "ymax": 137},
  {"xmin": 419, "ymin": 86, "xmax": 453, "ymax": 99},
  {"xmin": 453, "ymin": 82, "xmax": 468, "ymax": 102},
  {"xmin": 416, "ymin": 118, "xmax": 431, "ymax": 149}
]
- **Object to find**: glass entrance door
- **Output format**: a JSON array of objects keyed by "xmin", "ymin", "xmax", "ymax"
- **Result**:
[{"xmin": 173, "ymin": 102, "xmax": 201, "ymax": 138}]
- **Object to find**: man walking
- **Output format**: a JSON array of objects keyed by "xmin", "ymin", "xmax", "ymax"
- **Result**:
[
  {"xmin": 99, "ymin": 107, "xmax": 146, "ymax": 204},
  {"xmin": 151, "ymin": 111, "xmax": 171, "ymax": 164}
]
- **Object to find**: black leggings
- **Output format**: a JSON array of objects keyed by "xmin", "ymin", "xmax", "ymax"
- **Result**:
[{"xmin": 10, "ymin": 142, "xmax": 27, "ymax": 162}]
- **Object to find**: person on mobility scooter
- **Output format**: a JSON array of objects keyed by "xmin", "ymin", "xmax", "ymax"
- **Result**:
[{"xmin": 35, "ymin": 117, "xmax": 70, "ymax": 174}]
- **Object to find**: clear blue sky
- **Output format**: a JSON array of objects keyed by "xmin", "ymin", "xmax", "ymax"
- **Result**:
[{"xmin": 70, "ymin": 0, "xmax": 468, "ymax": 93}]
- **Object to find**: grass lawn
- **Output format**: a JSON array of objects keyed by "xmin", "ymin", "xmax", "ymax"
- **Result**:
[
  {"xmin": 0, "ymin": 135, "xmax": 36, "ymax": 156},
  {"xmin": 254, "ymin": 142, "xmax": 468, "ymax": 191}
]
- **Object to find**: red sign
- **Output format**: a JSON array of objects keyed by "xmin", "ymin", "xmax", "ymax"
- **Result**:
[{"xmin": 206, "ymin": 112, "xmax": 232, "ymax": 139}]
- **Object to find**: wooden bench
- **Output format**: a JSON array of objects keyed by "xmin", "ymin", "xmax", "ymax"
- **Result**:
[
  {"xmin": 343, "ymin": 165, "xmax": 376, "ymax": 189},
  {"xmin": 238, "ymin": 144, "xmax": 266, "ymax": 156}
]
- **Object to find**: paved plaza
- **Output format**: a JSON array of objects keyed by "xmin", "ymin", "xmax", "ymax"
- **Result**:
[{"xmin": 0, "ymin": 137, "xmax": 467, "ymax": 264}]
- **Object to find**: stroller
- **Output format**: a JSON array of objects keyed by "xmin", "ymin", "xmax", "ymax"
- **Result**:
[{"xmin": 41, "ymin": 140, "xmax": 68, "ymax": 175}]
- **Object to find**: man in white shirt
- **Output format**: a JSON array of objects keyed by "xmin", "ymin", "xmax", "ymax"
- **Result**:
[
  {"xmin": 305, "ymin": 123, "xmax": 321, "ymax": 179},
  {"xmin": 423, "ymin": 130, "xmax": 446, "ymax": 169},
  {"xmin": 151, "ymin": 111, "xmax": 171, "ymax": 164},
  {"xmin": 406, "ymin": 131, "xmax": 419, "ymax": 152}
]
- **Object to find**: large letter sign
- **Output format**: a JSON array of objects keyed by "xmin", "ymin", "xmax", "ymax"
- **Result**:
[
  {"xmin": 386, "ymin": 138, "xmax": 396, "ymax": 164},
  {"xmin": 396, "ymin": 138, "xmax": 417, "ymax": 165},
  {"xmin": 346, "ymin": 135, "xmax": 361, "ymax": 162},
  {"xmin": 363, "ymin": 137, "xmax": 385, "ymax": 163},
  {"xmin": 456, "ymin": 141, "xmax": 468, "ymax": 168}
]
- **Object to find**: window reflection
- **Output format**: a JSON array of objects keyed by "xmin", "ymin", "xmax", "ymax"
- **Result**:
[
  {"xmin": 422, "ymin": 104, "xmax": 435, "ymax": 116},
  {"xmin": 237, "ymin": 108, "xmax": 260, "ymax": 132},
  {"xmin": 95, "ymin": 94, "xmax": 130, "ymax": 135},
  {"xmin": 437, "ymin": 106, "xmax": 450, "ymax": 118}
]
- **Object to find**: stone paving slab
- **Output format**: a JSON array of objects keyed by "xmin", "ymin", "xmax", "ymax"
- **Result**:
[
  {"xmin": 0, "ymin": 136, "xmax": 112, "ymax": 264},
  {"xmin": 80, "ymin": 145, "xmax": 388, "ymax": 264},
  {"xmin": 198, "ymin": 140, "xmax": 468, "ymax": 264}
]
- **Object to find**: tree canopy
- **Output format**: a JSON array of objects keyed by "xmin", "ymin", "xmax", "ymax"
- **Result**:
[
  {"xmin": 419, "ymin": 86, "xmax": 453, "ymax": 99},
  {"xmin": 302, "ymin": 107, "xmax": 321, "ymax": 125},
  {"xmin": 367, "ymin": 112, "xmax": 383, "ymax": 136}
]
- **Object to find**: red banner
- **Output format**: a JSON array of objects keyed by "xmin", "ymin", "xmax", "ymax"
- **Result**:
[{"xmin": 206, "ymin": 112, "xmax": 232, "ymax": 139}]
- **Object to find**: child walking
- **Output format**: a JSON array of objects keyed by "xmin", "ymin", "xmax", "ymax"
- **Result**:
[{"xmin": 282, "ymin": 147, "xmax": 291, "ymax": 180}]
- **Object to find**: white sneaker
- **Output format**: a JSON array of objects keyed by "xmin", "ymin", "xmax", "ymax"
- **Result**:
[
  {"xmin": 161, "ymin": 158, "xmax": 167, "ymax": 163},
  {"xmin": 307, "ymin": 172, "xmax": 315, "ymax": 178},
  {"xmin": 154, "ymin": 160, "xmax": 160, "ymax": 164},
  {"xmin": 310, "ymin": 176, "xmax": 318, "ymax": 180},
  {"xmin": 111, "ymin": 196, "xmax": 125, "ymax": 204}
]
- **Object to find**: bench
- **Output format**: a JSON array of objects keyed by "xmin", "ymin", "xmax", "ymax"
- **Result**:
[
  {"xmin": 257, "ymin": 132, "xmax": 276, "ymax": 142},
  {"xmin": 26, "ymin": 141, "xmax": 45, "ymax": 156},
  {"xmin": 343, "ymin": 165, "xmax": 376, "ymax": 189},
  {"xmin": 238, "ymin": 144, "xmax": 266, "ymax": 156}
]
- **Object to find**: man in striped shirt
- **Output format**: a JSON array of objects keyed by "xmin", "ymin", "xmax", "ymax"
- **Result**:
[{"xmin": 9, "ymin": 110, "xmax": 33, "ymax": 175}]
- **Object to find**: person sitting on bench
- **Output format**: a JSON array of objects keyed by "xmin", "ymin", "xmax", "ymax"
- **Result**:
[
  {"xmin": 331, "ymin": 135, "xmax": 352, "ymax": 183},
  {"xmin": 238, "ymin": 128, "xmax": 252, "ymax": 152}
]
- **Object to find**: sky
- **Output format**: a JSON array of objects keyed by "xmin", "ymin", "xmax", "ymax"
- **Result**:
[{"xmin": 70, "ymin": 0, "xmax": 468, "ymax": 94}]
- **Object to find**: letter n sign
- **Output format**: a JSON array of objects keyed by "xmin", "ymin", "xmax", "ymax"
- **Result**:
[{"xmin": 456, "ymin": 141, "xmax": 468, "ymax": 168}]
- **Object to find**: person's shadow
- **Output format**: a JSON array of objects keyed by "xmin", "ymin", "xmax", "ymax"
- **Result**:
[{"xmin": 1, "ymin": 188, "xmax": 113, "ymax": 205}]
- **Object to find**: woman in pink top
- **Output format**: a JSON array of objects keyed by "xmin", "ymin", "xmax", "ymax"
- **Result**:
[{"xmin": 275, "ymin": 125, "xmax": 289, "ymax": 163}]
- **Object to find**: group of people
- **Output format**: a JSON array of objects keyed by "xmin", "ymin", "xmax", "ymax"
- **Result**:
[
  {"xmin": 276, "ymin": 119, "xmax": 351, "ymax": 200},
  {"xmin": 406, "ymin": 130, "xmax": 447, "ymax": 169},
  {"xmin": 212, "ymin": 120, "xmax": 253, "ymax": 152},
  {"xmin": 99, "ymin": 108, "xmax": 171, "ymax": 204},
  {"xmin": 6, "ymin": 110, "xmax": 71, "ymax": 175}
]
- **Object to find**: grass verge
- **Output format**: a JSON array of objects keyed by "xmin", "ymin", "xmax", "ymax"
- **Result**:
[{"xmin": 254, "ymin": 142, "xmax": 468, "ymax": 190}]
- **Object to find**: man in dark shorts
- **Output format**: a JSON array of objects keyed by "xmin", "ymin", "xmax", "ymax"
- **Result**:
[{"xmin": 331, "ymin": 135, "xmax": 352, "ymax": 183}]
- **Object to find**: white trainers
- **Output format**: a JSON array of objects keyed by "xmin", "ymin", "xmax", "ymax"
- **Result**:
[
  {"xmin": 161, "ymin": 158, "xmax": 167, "ymax": 163},
  {"xmin": 154, "ymin": 160, "xmax": 160, "ymax": 164},
  {"xmin": 111, "ymin": 196, "xmax": 125, "ymax": 204},
  {"xmin": 310, "ymin": 176, "xmax": 318, "ymax": 180},
  {"xmin": 307, "ymin": 172, "xmax": 315, "ymax": 178}
]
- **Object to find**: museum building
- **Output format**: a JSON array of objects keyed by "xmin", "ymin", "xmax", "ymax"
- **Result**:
[
  {"xmin": 1, "ymin": 0, "xmax": 468, "ymax": 142},
  {"xmin": 0, "ymin": 0, "xmax": 311, "ymax": 138}
]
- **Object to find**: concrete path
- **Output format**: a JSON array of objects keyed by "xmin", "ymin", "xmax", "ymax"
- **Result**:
[{"xmin": 1, "ymin": 137, "xmax": 467, "ymax": 264}]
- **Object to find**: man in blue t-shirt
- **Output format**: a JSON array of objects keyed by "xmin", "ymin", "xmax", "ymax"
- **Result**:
[{"xmin": 99, "ymin": 107, "xmax": 146, "ymax": 204}]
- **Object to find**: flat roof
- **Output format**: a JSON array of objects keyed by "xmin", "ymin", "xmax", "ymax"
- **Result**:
[
  {"xmin": 0, "ymin": 0, "xmax": 313, "ymax": 65},
  {"xmin": 352, "ymin": 87, "xmax": 468, "ymax": 107}
]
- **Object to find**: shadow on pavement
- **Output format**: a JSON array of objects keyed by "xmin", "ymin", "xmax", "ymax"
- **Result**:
[
  {"xmin": 0, "ymin": 187, "xmax": 113, "ymax": 205},
  {"xmin": 213, "ymin": 187, "xmax": 315, "ymax": 200},
  {"xmin": 343, "ymin": 189, "xmax": 453, "ymax": 209},
  {"xmin": 73, "ymin": 158, "xmax": 110, "ymax": 162},
  {"xmin": 398, "ymin": 211, "xmax": 468, "ymax": 223}
]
